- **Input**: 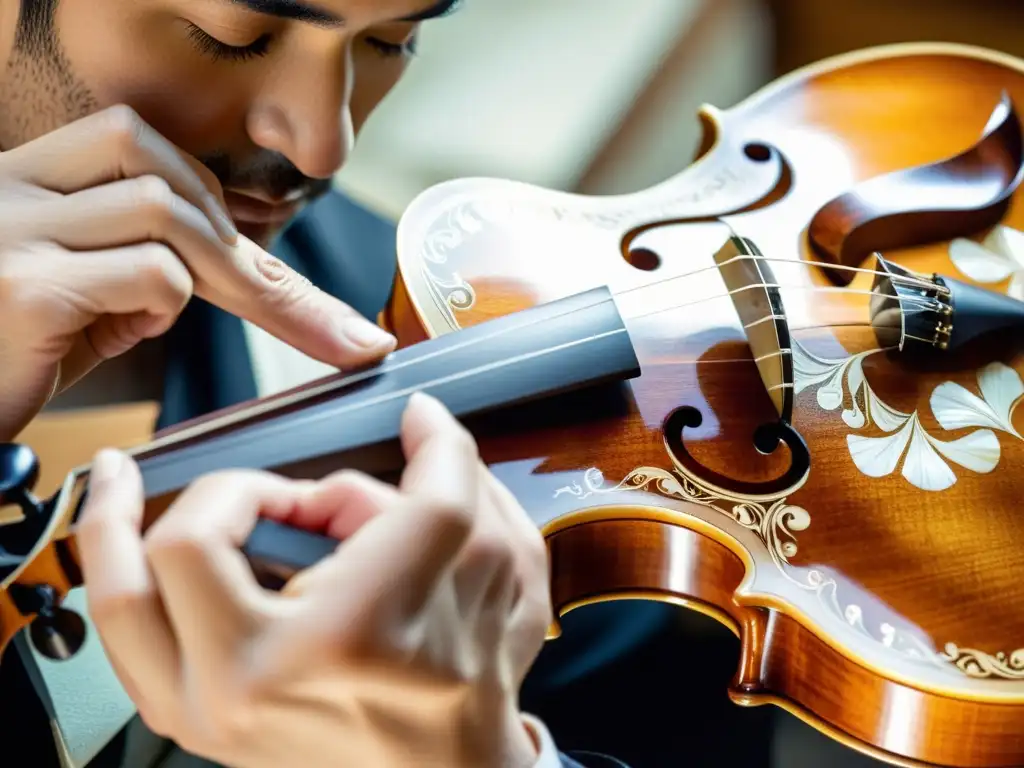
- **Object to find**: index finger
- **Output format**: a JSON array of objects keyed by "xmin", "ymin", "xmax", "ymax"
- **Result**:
[
  {"xmin": 198, "ymin": 236, "xmax": 398, "ymax": 367},
  {"xmin": 0, "ymin": 104, "xmax": 237, "ymax": 244},
  {"xmin": 258, "ymin": 474, "xmax": 473, "ymax": 678},
  {"xmin": 398, "ymin": 392, "xmax": 480, "ymax": 508}
]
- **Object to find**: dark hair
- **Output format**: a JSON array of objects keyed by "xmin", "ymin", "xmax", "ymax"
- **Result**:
[{"xmin": 15, "ymin": 0, "xmax": 59, "ymax": 55}]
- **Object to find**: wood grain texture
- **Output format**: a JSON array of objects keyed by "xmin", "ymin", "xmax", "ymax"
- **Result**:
[{"xmin": 391, "ymin": 43, "xmax": 1024, "ymax": 767}]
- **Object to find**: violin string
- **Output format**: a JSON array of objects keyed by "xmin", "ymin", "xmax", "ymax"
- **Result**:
[
  {"xmin": 167, "ymin": 276, "xmax": 931, "ymax": 467},
  {"xmin": 139, "ymin": 284, "xmax": 934, "ymax": 464},
  {"xmin": 131, "ymin": 289, "xmax": 637, "ymax": 455},
  {"xmin": 126, "ymin": 256, "xmax": 943, "ymax": 460},
  {"xmin": 620, "ymin": 282, "xmax": 943, "ymax": 323},
  {"xmin": 612, "ymin": 253, "xmax": 943, "ymax": 300}
]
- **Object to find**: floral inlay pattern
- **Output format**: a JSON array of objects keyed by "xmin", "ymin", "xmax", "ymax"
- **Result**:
[{"xmin": 791, "ymin": 344, "xmax": 1021, "ymax": 492}]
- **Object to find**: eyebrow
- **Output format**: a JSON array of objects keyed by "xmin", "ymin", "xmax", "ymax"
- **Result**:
[
  {"xmin": 228, "ymin": 0, "xmax": 462, "ymax": 28},
  {"xmin": 401, "ymin": 0, "xmax": 462, "ymax": 22}
]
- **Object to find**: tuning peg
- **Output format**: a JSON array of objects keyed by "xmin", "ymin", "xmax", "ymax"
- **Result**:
[
  {"xmin": 0, "ymin": 443, "xmax": 44, "ymax": 518},
  {"xmin": 8, "ymin": 583, "xmax": 87, "ymax": 661},
  {"xmin": 30, "ymin": 605, "xmax": 86, "ymax": 661}
]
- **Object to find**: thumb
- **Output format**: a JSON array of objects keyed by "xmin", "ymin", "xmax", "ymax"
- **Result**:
[
  {"xmin": 76, "ymin": 449, "xmax": 150, "ymax": 598},
  {"xmin": 75, "ymin": 449, "xmax": 182, "ymax": 705}
]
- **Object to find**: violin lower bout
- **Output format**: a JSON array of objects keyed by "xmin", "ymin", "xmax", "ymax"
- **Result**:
[{"xmin": 543, "ymin": 510, "xmax": 1024, "ymax": 768}]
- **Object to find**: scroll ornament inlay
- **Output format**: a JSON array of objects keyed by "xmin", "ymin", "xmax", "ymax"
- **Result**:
[{"xmin": 554, "ymin": 464, "xmax": 1024, "ymax": 680}]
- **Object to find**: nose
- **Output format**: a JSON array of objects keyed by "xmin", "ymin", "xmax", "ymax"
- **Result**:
[{"xmin": 246, "ymin": 41, "xmax": 355, "ymax": 180}]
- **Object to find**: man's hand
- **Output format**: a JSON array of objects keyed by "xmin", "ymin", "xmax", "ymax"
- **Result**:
[
  {"xmin": 76, "ymin": 393, "xmax": 552, "ymax": 768},
  {"xmin": 0, "ymin": 104, "xmax": 396, "ymax": 440}
]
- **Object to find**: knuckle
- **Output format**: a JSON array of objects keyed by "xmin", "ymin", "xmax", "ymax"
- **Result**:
[
  {"xmin": 252, "ymin": 252, "xmax": 296, "ymax": 287},
  {"xmin": 206, "ymin": 695, "xmax": 254, "ymax": 740},
  {"xmin": 467, "ymin": 531, "xmax": 514, "ymax": 572},
  {"xmin": 187, "ymin": 686, "xmax": 260, "ymax": 751},
  {"xmin": 131, "ymin": 175, "xmax": 177, "ymax": 220},
  {"xmin": 320, "ymin": 468, "xmax": 363, "ymax": 493},
  {"xmin": 0, "ymin": 243, "xmax": 55, "ymax": 312},
  {"xmin": 135, "ymin": 243, "xmax": 192, "ymax": 297},
  {"xmin": 250, "ymin": 252, "xmax": 315, "ymax": 305},
  {"xmin": 145, "ymin": 469, "xmax": 263, "ymax": 550},
  {"xmin": 422, "ymin": 499, "xmax": 474, "ymax": 533},
  {"xmin": 143, "ymin": 524, "xmax": 202, "ymax": 561},
  {"xmin": 102, "ymin": 104, "xmax": 147, "ymax": 152},
  {"xmin": 188, "ymin": 469, "xmax": 256, "ymax": 498}
]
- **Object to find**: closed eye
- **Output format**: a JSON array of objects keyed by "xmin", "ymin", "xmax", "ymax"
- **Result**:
[
  {"xmin": 365, "ymin": 34, "xmax": 418, "ymax": 58},
  {"xmin": 186, "ymin": 23, "xmax": 273, "ymax": 62}
]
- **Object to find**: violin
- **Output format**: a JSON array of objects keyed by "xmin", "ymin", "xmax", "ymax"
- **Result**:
[{"xmin": 4, "ymin": 41, "xmax": 1024, "ymax": 767}]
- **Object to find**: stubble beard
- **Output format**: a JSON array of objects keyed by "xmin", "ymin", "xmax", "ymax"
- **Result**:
[{"xmin": 0, "ymin": 0, "xmax": 98, "ymax": 150}]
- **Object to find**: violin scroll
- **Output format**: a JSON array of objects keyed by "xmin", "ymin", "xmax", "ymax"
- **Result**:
[
  {"xmin": 0, "ymin": 442, "xmax": 87, "ymax": 661},
  {"xmin": 0, "ymin": 443, "xmax": 52, "ymax": 582},
  {"xmin": 0, "ymin": 439, "xmax": 343, "ymax": 662},
  {"xmin": 0, "ymin": 443, "xmax": 44, "ymax": 521},
  {"xmin": 809, "ymin": 92, "xmax": 1024, "ymax": 285}
]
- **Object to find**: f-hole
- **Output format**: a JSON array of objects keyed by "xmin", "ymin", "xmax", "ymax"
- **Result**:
[{"xmin": 661, "ymin": 234, "xmax": 811, "ymax": 498}]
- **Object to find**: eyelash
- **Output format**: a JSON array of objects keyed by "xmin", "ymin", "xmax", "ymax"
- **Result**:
[
  {"xmin": 185, "ymin": 23, "xmax": 272, "ymax": 62},
  {"xmin": 365, "ymin": 35, "xmax": 418, "ymax": 59},
  {"xmin": 185, "ymin": 23, "xmax": 417, "ymax": 63}
]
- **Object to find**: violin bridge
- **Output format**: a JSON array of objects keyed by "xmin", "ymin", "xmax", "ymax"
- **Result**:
[{"xmin": 713, "ymin": 235, "xmax": 795, "ymax": 425}]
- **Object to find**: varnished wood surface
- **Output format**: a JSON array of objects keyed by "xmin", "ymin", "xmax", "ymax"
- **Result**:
[
  {"xmin": 391, "ymin": 43, "xmax": 1024, "ymax": 766},
  {"xmin": 4, "ymin": 42, "xmax": 1024, "ymax": 768}
]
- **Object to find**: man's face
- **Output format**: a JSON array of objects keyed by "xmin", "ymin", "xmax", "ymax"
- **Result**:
[{"xmin": 0, "ymin": 0, "xmax": 458, "ymax": 244}]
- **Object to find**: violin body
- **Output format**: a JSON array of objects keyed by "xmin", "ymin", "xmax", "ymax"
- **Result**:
[
  {"xmin": 382, "ymin": 43, "xmax": 1024, "ymax": 767},
  {"xmin": 4, "ymin": 41, "xmax": 1024, "ymax": 768}
]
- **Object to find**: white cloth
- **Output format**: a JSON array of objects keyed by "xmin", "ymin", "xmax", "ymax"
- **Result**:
[{"xmin": 522, "ymin": 714, "xmax": 568, "ymax": 768}]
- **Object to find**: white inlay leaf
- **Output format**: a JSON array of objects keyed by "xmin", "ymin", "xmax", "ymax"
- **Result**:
[
  {"xmin": 926, "ymin": 429, "xmax": 1001, "ymax": 475},
  {"xmin": 949, "ymin": 237, "xmax": 1016, "ymax": 283},
  {"xmin": 1008, "ymin": 271, "xmax": 1024, "ymax": 301},
  {"xmin": 985, "ymin": 224, "xmax": 1024, "ymax": 267},
  {"xmin": 794, "ymin": 220, "xmax": 1024, "ymax": 493},
  {"xmin": 794, "ymin": 340, "xmax": 1022, "ymax": 492},
  {"xmin": 847, "ymin": 419, "xmax": 914, "ymax": 478},
  {"xmin": 900, "ymin": 417, "xmax": 959, "ymax": 491},
  {"xmin": 931, "ymin": 362, "xmax": 1023, "ymax": 437},
  {"xmin": 977, "ymin": 362, "xmax": 1024, "ymax": 435},
  {"xmin": 792, "ymin": 350, "xmax": 840, "ymax": 395}
]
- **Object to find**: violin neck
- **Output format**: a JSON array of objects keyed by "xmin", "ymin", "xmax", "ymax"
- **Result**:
[{"xmin": 56, "ymin": 286, "xmax": 640, "ymax": 528}]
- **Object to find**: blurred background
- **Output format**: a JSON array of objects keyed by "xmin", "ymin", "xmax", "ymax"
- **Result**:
[{"xmin": 336, "ymin": 0, "xmax": 1024, "ymax": 219}]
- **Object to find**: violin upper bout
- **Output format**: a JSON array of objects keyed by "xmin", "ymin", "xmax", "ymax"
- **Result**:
[{"xmin": 808, "ymin": 92, "xmax": 1024, "ymax": 285}]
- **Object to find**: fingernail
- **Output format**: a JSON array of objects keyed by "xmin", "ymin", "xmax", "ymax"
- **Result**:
[
  {"xmin": 344, "ymin": 320, "xmax": 396, "ymax": 350},
  {"xmin": 91, "ymin": 449, "xmax": 124, "ymax": 485}
]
